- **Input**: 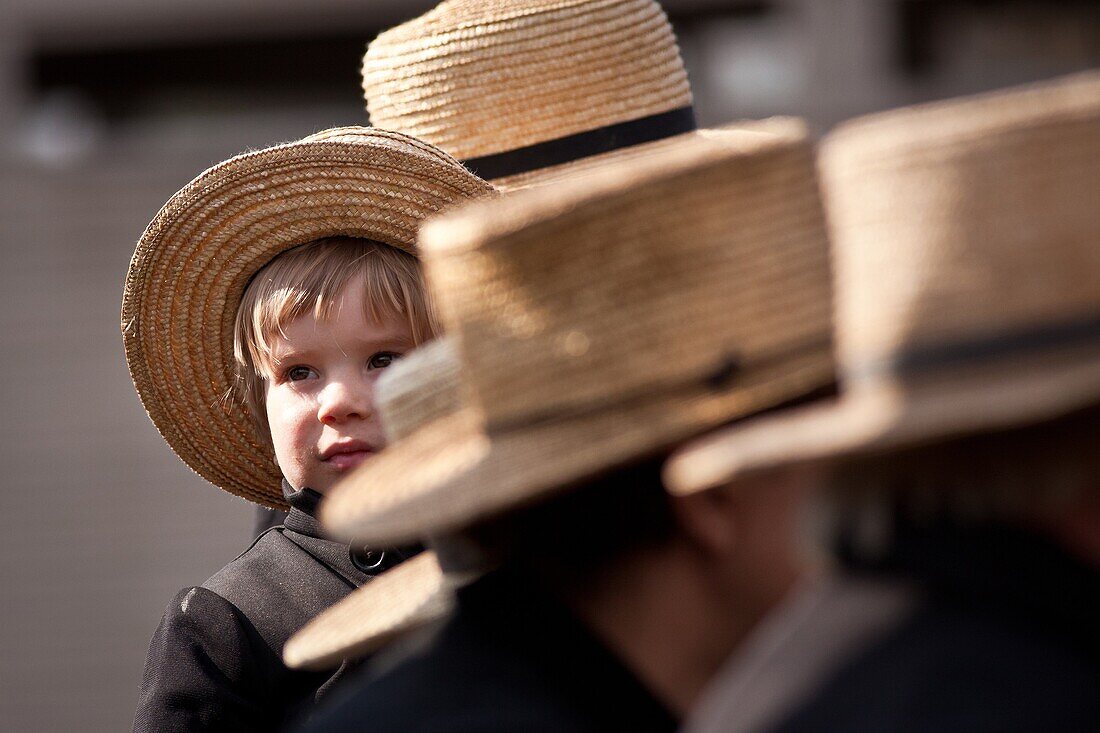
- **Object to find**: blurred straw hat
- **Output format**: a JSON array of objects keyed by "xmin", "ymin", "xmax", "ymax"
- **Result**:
[
  {"xmin": 122, "ymin": 128, "xmax": 494, "ymax": 509},
  {"xmin": 285, "ymin": 338, "xmax": 470, "ymax": 670},
  {"xmin": 322, "ymin": 126, "xmax": 835, "ymax": 546},
  {"xmin": 284, "ymin": 550, "xmax": 452, "ymax": 670},
  {"xmin": 665, "ymin": 71, "xmax": 1100, "ymax": 495},
  {"xmin": 362, "ymin": 0, "xmax": 801, "ymax": 189}
]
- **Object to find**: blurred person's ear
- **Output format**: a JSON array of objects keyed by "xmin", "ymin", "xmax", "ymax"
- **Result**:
[
  {"xmin": 669, "ymin": 481, "xmax": 740, "ymax": 559},
  {"xmin": 1049, "ymin": 486, "xmax": 1100, "ymax": 569},
  {"xmin": 669, "ymin": 464, "xmax": 822, "ymax": 568}
]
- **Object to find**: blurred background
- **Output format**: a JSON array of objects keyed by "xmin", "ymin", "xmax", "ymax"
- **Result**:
[{"xmin": 0, "ymin": 0, "xmax": 1097, "ymax": 729}]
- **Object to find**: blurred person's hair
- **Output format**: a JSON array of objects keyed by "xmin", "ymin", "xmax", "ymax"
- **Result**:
[
  {"xmin": 821, "ymin": 403, "xmax": 1100, "ymax": 554},
  {"xmin": 232, "ymin": 237, "xmax": 439, "ymax": 443},
  {"xmin": 461, "ymin": 385, "xmax": 838, "ymax": 598},
  {"xmin": 464, "ymin": 452, "xmax": 678, "ymax": 599}
]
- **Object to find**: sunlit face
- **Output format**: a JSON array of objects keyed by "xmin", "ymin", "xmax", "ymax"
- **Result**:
[{"xmin": 264, "ymin": 278, "xmax": 414, "ymax": 493}]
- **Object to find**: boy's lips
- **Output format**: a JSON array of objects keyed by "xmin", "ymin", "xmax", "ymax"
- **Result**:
[{"xmin": 320, "ymin": 441, "xmax": 376, "ymax": 470}]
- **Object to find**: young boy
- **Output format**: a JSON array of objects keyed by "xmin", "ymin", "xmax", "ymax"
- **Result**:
[{"xmin": 123, "ymin": 128, "xmax": 493, "ymax": 732}]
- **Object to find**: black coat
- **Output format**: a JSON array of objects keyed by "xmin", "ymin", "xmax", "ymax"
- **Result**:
[
  {"xmin": 689, "ymin": 520, "xmax": 1100, "ymax": 733},
  {"xmin": 298, "ymin": 567, "xmax": 678, "ymax": 733},
  {"xmin": 133, "ymin": 486, "xmax": 409, "ymax": 733}
]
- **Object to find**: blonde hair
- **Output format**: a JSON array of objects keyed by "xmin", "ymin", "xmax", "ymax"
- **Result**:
[{"xmin": 232, "ymin": 237, "xmax": 439, "ymax": 442}]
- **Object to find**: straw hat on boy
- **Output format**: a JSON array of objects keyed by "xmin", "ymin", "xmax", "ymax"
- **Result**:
[
  {"xmin": 665, "ymin": 71, "xmax": 1100, "ymax": 496},
  {"xmin": 362, "ymin": 0, "xmax": 800, "ymax": 190},
  {"xmin": 321, "ymin": 124, "xmax": 836, "ymax": 546},
  {"xmin": 122, "ymin": 127, "xmax": 495, "ymax": 509},
  {"xmin": 284, "ymin": 338, "xmax": 470, "ymax": 671}
]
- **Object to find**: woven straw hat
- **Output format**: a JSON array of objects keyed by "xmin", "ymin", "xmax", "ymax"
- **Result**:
[
  {"xmin": 665, "ymin": 71, "xmax": 1100, "ymax": 495},
  {"xmin": 285, "ymin": 338, "xmax": 468, "ymax": 670},
  {"xmin": 362, "ymin": 0, "xmax": 800, "ymax": 189},
  {"xmin": 321, "ymin": 127, "xmax": 835, "ymax": 546},
  {"xmin": 122, "ymin": 128, "xmax": 495, "ymax": 508}
]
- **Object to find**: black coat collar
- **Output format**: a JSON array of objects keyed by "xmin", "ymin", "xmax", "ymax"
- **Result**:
[
  {"xmin": 281, "ymin": 479, "xmax": 325, "ymax": 535},
  {"xmin": 278, "ymin": 479, "xmax": 420, "ymax": 582}
]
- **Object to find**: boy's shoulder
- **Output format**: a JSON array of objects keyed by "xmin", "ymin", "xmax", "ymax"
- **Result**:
[{"xmin": 200, "ymin": 529, "xmax": 358, "ymax": 652}]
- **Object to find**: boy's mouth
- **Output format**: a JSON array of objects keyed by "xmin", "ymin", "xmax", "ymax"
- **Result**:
[{"xmin": 320, "ymin": 440, "xmax": 375, "ymax": 470}]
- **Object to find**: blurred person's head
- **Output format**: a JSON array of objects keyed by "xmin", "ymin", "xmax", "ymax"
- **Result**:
[
  {"xmin": 233, "ymin": 237, "xmax": 439, "ymax": 492},
  {"xmin": 321, "ymin": 127, "xmax": 835, "ymax": 716},
  {"xmin": 821, "ymin": 404, "xmax": 1100, "ymax": 567},
  {"xmin": 667, "ymin": 73, "xmax": 1100, "ymax": 733},
  {"xmin": 459, "ymin": 444, "xmax": 822, "ymax": 714},
  {"xmin": 666, "ymin": 71, "xmax": 1100, "ymax": 572}
]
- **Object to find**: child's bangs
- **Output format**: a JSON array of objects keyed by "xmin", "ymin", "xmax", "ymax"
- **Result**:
[{"xmin": 236, "ymin": 237, "xmax": 438, "ymax": 380}]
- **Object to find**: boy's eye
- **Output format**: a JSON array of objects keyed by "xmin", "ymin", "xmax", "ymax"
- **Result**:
[
  {"xmin": 368, "ymin": 352, "xmax": 401, "ymax": 370},
  {"xmin": 286, "ymin": 366, "xmax": 316, "ymax": 381}
]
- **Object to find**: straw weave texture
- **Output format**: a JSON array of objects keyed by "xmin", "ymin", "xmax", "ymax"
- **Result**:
[
  {"xmin": 323, "ymin": 130, "xmax": 836, "ymax": 544},
  {"xmin": 363, "ymin": 0, "xmax": 692, "ymax": 162},
  {"xmin": 820, "ymin": 70, "xmax": 1100, "ymax": 382},
  {"xmin": 666, "ymin": 71, "xmax": 1100, "ymax": 494},
  {"xmin": 377, "ymin": 337, "xmax": 464, "ymax": 444},
  {"xmin": 122, "ymin": 127, "xmax": 494, "ymax": 508},
  {"xmin": 428, "ymin": 136, "xmax": 831, "ymax": 432}
]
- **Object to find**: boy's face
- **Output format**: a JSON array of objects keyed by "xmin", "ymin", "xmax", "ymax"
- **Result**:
[{"xmin": 264, "ymin": 278, "xmax": 415, "ymax": 493}]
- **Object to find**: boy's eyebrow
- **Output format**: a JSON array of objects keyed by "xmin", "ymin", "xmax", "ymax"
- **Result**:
[
  {"xmin": 380, "ymin": 334, "xmax": 417, "ymax": 349},
  {"xmin": 358, "ymin": 325, "xmax": 417, "ymax": 350},
  {"xmin": 267, "ymin": 347, "xmax": 304, "ymax": 367}
]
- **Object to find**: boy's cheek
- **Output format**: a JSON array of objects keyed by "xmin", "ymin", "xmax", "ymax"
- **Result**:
[{"xmin": 265, "ymin": 392, "xmax": 317, "ymax": 456}]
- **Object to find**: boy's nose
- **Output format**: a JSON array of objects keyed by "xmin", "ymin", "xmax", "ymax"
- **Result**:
[{"xmin": 317, "ymin": 381, "xmax": 372, "ymax": 424}]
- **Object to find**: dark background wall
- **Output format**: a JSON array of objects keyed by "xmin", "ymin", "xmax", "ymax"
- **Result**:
[{"xmin": 0, "ymin": 0, "xmax": 1097, "ymax": 730}]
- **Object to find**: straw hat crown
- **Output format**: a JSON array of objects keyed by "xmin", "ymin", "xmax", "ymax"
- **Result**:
[
  {"xmin": 123, "ymin": 127, "xmax": 494, "ymax": 507},
  {"xmin": 666, "ymin": 71, "xmax": 1100, "ymax": 495},
  {"xmin": 822, "ymin": 71, "xmax": 1100, "ymax": 389},
  {"xmin": 422, "ymin": 134, "xmax": 830, "ymax": 431},
  {"xmin": 323, "ymin": 129, "xmax": 835, "ymax": 544},
  {"xmin": 363, "ymin": 0, "xmax": 692, "ymax": 163}
]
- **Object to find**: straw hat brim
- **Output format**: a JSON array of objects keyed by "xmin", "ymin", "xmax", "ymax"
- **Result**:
[
  {"xmin": 323, "ymin": 347, "xmax": 832, "ymax": 545},
  {"xmin": 282, "ymin": 551, "xmax": 452, "ymax": 671},
  {"xmin": 122, "ymin": 129, "xmax": 494, "ymax": 508},
  {"xmin": 664, "ymin": 340, "xmax": 1100, "ymax": 495},
  {"xmin": 492, "ymin": 118, "xmax": 809, "ymax": 191}
]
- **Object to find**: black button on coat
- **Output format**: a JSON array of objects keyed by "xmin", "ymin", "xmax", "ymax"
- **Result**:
[{"xmin": 133, "ymin": 485, "xmax": 406, "ymax": 732}]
